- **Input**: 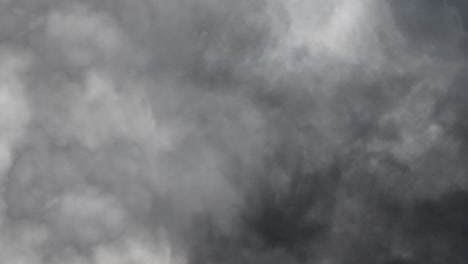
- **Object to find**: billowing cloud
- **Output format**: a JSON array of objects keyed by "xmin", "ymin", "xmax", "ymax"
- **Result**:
[{"xmin": 0, "ymin": 0, "xmax": 467, "ymax": 263}]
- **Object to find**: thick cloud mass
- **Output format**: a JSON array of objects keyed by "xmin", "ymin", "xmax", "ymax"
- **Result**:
[{"xmin": 0, "ymin": 0, "xmax": 467, "ymax": 263}]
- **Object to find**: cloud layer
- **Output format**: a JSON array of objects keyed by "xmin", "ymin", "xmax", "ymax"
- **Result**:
[{"xmin": 0, "ymin": 0, "xmax": 467, "ymax": 263}]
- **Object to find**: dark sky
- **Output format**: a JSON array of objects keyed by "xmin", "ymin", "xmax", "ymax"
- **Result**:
[{"xmin": 0, "ymin": 0, "xmax": 467, "ymax": 263}]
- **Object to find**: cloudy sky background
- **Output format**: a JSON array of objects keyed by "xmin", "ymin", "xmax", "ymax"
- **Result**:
[{"xmin": 0, "ymin": 0, "xmax": 468, "ymax": 263}]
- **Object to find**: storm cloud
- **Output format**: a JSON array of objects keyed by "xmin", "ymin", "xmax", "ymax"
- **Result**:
[{"xmin": 0, "ymin": 0, "xmax": 467, "ymax": 263}]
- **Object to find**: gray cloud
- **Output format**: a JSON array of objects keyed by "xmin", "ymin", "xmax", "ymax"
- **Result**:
[{"xmin": 0, "ymin": 0, "xmax": 467, "ymax": 263}]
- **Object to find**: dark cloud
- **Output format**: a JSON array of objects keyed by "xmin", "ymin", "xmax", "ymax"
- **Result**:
[{"xmin": 0, "ymin": 0, "xmax": 467, "ymax": 263}]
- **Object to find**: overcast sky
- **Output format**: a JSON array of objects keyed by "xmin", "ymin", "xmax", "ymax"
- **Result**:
[{"xmin": 0, "ymin": 0, "xmax": 467, "ymax": 263}]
